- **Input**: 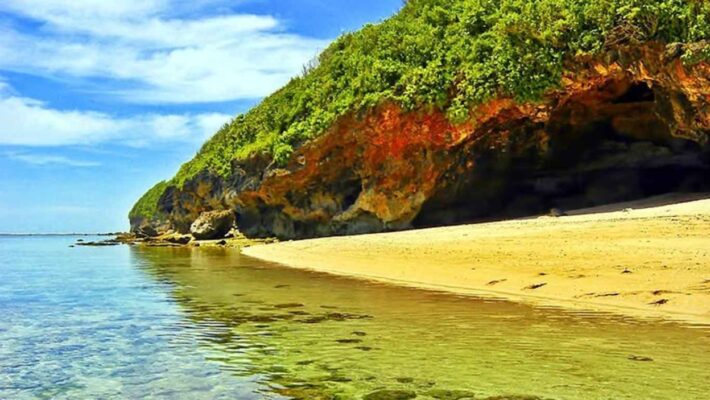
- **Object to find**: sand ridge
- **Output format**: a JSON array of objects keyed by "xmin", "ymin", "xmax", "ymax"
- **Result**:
[{"xmin": 243, "ymin": 195, "xmax": 710, "ymax": 325}]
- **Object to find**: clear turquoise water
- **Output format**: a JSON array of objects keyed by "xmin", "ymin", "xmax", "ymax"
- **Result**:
[
  {"xmin": 1, "ymin": 236, "xmax": 709, "ymax": 399},
  {"xmin": 0, "ymin": 236, "xmax": 279, "ymax": 399}
]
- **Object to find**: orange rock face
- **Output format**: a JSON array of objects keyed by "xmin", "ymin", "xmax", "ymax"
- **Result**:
[{"xmin": 144, "ymin": 43, "xmax": 710, "ymax": 239}]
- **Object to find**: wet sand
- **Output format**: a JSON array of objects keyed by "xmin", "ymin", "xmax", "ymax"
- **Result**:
[{"xmin": 243, "ymin": 194, "xmax": 710, "ymax": 325}]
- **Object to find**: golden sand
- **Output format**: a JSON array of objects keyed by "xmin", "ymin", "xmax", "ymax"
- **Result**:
[{"xmin": 243, "ymin": 194, "xmax": 710, "ymax": 325}]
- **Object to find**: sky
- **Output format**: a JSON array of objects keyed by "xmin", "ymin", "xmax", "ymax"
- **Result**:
[{"xmin": 0, "ymin": 0, "xmax": 402, "ymax": 233}]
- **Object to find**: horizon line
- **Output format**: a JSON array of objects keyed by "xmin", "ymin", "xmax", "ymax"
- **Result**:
[{"xmin": 0, "ymin": 232, "xmax": 124, "ymax": 236}]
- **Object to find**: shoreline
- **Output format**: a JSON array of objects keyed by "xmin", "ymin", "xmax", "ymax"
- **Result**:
[{"xmin": 243, "ymin": 194, "xmax": 710, "ymax": 326}]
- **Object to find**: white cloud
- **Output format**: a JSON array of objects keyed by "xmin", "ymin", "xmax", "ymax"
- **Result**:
[
  {"xmin": 0, "ymin": 0, "xmax": 328, "ymax": 104},
  {"xmin": 0, "ymin": 92, "xmax": 232, "ymax": 146},
  {"xmin": 0, "ymin": 76, "xmax": 12, "ymax": 95},
  {"xmin": 0, "ymin": 95, "xmax": 117, "ymax": 146},
  {"xmin": 0, "ymin": 0, "xmax": 166, "ymax": 20},
  {"xmin": 5, "ymin": 152, "xmax": 100, "ymax": 167}
]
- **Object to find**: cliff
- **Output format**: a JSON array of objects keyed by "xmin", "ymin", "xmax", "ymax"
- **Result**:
[{"xmin": 130, "ymin": 0, "xmax": 710, "ymax": 240}]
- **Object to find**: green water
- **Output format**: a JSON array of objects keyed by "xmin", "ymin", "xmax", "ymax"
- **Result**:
[{"xmin": 1, "ymin": 236, "xmax": 708, "ymax": 399}]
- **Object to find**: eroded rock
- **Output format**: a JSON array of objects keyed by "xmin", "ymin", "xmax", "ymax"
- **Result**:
[
  {"xmin": 163, "ymin": 234, "xmax": 192, "ymax": 245},
  {"xmin": 190, "ymin": 210, "xmax": 235, "ymax": 240},
  {"xmin": 133, "ymin": 43, "xmax": 710, "ymax": 240},
  {"xmin": 136, "ymin": 223, "xmax": 159, "ymax": 238}
]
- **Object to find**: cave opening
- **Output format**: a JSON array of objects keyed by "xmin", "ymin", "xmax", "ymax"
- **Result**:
[
  {"xmin": 341, "ymin": 180, "xmax": 363, "ymax": 211},
  {"xmin": 612, "ymin": 81, "xmax": 655, "ymax": 104},
  {"xmin": 413, "ymin": 81, "xmax": 710, "ymax": 228}
]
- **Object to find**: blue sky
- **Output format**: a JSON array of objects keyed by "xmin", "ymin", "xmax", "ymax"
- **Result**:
[{"xmin": 0, "ymin": 0, "xmax": 401, "ymax": 233}]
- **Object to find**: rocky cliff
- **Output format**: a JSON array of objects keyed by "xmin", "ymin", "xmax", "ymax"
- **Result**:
[{"xmin": 130, "ymin": 1, "xmax": 710, "ymax": 240}]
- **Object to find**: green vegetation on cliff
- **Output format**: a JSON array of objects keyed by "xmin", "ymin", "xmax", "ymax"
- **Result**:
[
  {"xmin": 129, "ymin": 181, "xmax": 169, "ymax": 221},
  {"xmin": 132, "ymin": 0, "xmax": 710, "ymax": 220}
]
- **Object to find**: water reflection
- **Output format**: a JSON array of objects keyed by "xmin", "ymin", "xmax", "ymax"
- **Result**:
[{"xmin": 131, "ymin": 246, "xmax": 710, "ymax": 400}]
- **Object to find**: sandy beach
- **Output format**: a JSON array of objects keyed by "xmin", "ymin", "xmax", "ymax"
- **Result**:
[{"xmin": 243, "ymin": 194, "xmax": 710, "ymax": 325}]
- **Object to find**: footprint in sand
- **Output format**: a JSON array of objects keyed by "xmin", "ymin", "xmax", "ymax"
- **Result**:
[
  {"xmin": 593, "ymin": 292, "xmax": 620, "ymax": 298},
  {"xmin": 524, "ymin": 283, "xmax": 547, "ymax": 290},
  {"xmin": 651, "ymin": 290, "xmax": 673, "ymax": 296}
]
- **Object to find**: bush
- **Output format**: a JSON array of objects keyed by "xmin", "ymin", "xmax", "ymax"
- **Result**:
[{"xmin": 129, "ymin": 181, "xmax": 169, "ymax": 221}]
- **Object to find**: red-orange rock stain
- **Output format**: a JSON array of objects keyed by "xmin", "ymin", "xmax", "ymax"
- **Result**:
[{"xmin": 159, "ymin": 43, "xmax": 709, "ymax": 235}]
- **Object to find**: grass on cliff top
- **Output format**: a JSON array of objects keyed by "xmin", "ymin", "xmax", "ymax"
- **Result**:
[
  {"xmin": 131, "ymin": 0, "xmax": 710, "ymax": 220},
  {"xmin": 129, "ymin": 181, "xmax": 169, "ymax": 221}
]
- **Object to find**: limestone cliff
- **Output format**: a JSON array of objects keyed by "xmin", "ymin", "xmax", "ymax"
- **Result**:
[{"xmin": 130, "ymin": 1, "xmax": 710, "ymax": 240}]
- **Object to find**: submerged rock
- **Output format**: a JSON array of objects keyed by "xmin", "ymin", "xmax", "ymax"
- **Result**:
[
  {"xmin": 297, "ymin": 311, "xmax": 372, "ymax": 324},
  {"xmin": 425, "ymin": 389, "xmax": 477, "ymax": 400},
  {"xmin": 273, "ymin": 303, "xmax": 305, "ymax": 309},
  {"xmin": 76, "ymin": 240, "xmax": 121, "ymax": 247},
  {"xmin": 323, "ymin": 374, "xmax": 352, "ymax": 383},
  {"xmin": 335, "ymin": 338, "xmax": 362, "ymax": 344},
  {"xmin": 190, "ymin": 210, "xmax": 235, "ymax": 240},
  {"xmin": 363, "ymin": 390, "xmax": 417, "ymax": 400}
]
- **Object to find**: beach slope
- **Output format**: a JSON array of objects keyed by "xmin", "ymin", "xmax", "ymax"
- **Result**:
[{"xmin": 243, "ymin": 195, "xmax": 710, "ymax": 325}]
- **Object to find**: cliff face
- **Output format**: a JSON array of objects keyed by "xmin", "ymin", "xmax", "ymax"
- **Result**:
[{"xmin": 132, "ymin": 42, "xmax": 710, "ymax": 240}]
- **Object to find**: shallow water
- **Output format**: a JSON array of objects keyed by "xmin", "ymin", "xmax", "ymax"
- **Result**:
[{"xmin": 1, "ymin": 236, "xmax": 708, "ymax": 399}]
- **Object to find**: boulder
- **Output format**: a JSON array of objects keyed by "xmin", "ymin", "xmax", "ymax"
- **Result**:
[
  {"xmin": 163, "ymin": 234, "xmax": 192, "ymax": 245},
  {"xmin": 190, "ymin": 210, "xmax": 235, "ymax": 240},
  {"xmin": 136, "ymin": 223, "xmax": 159, "ymax": 238}
]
